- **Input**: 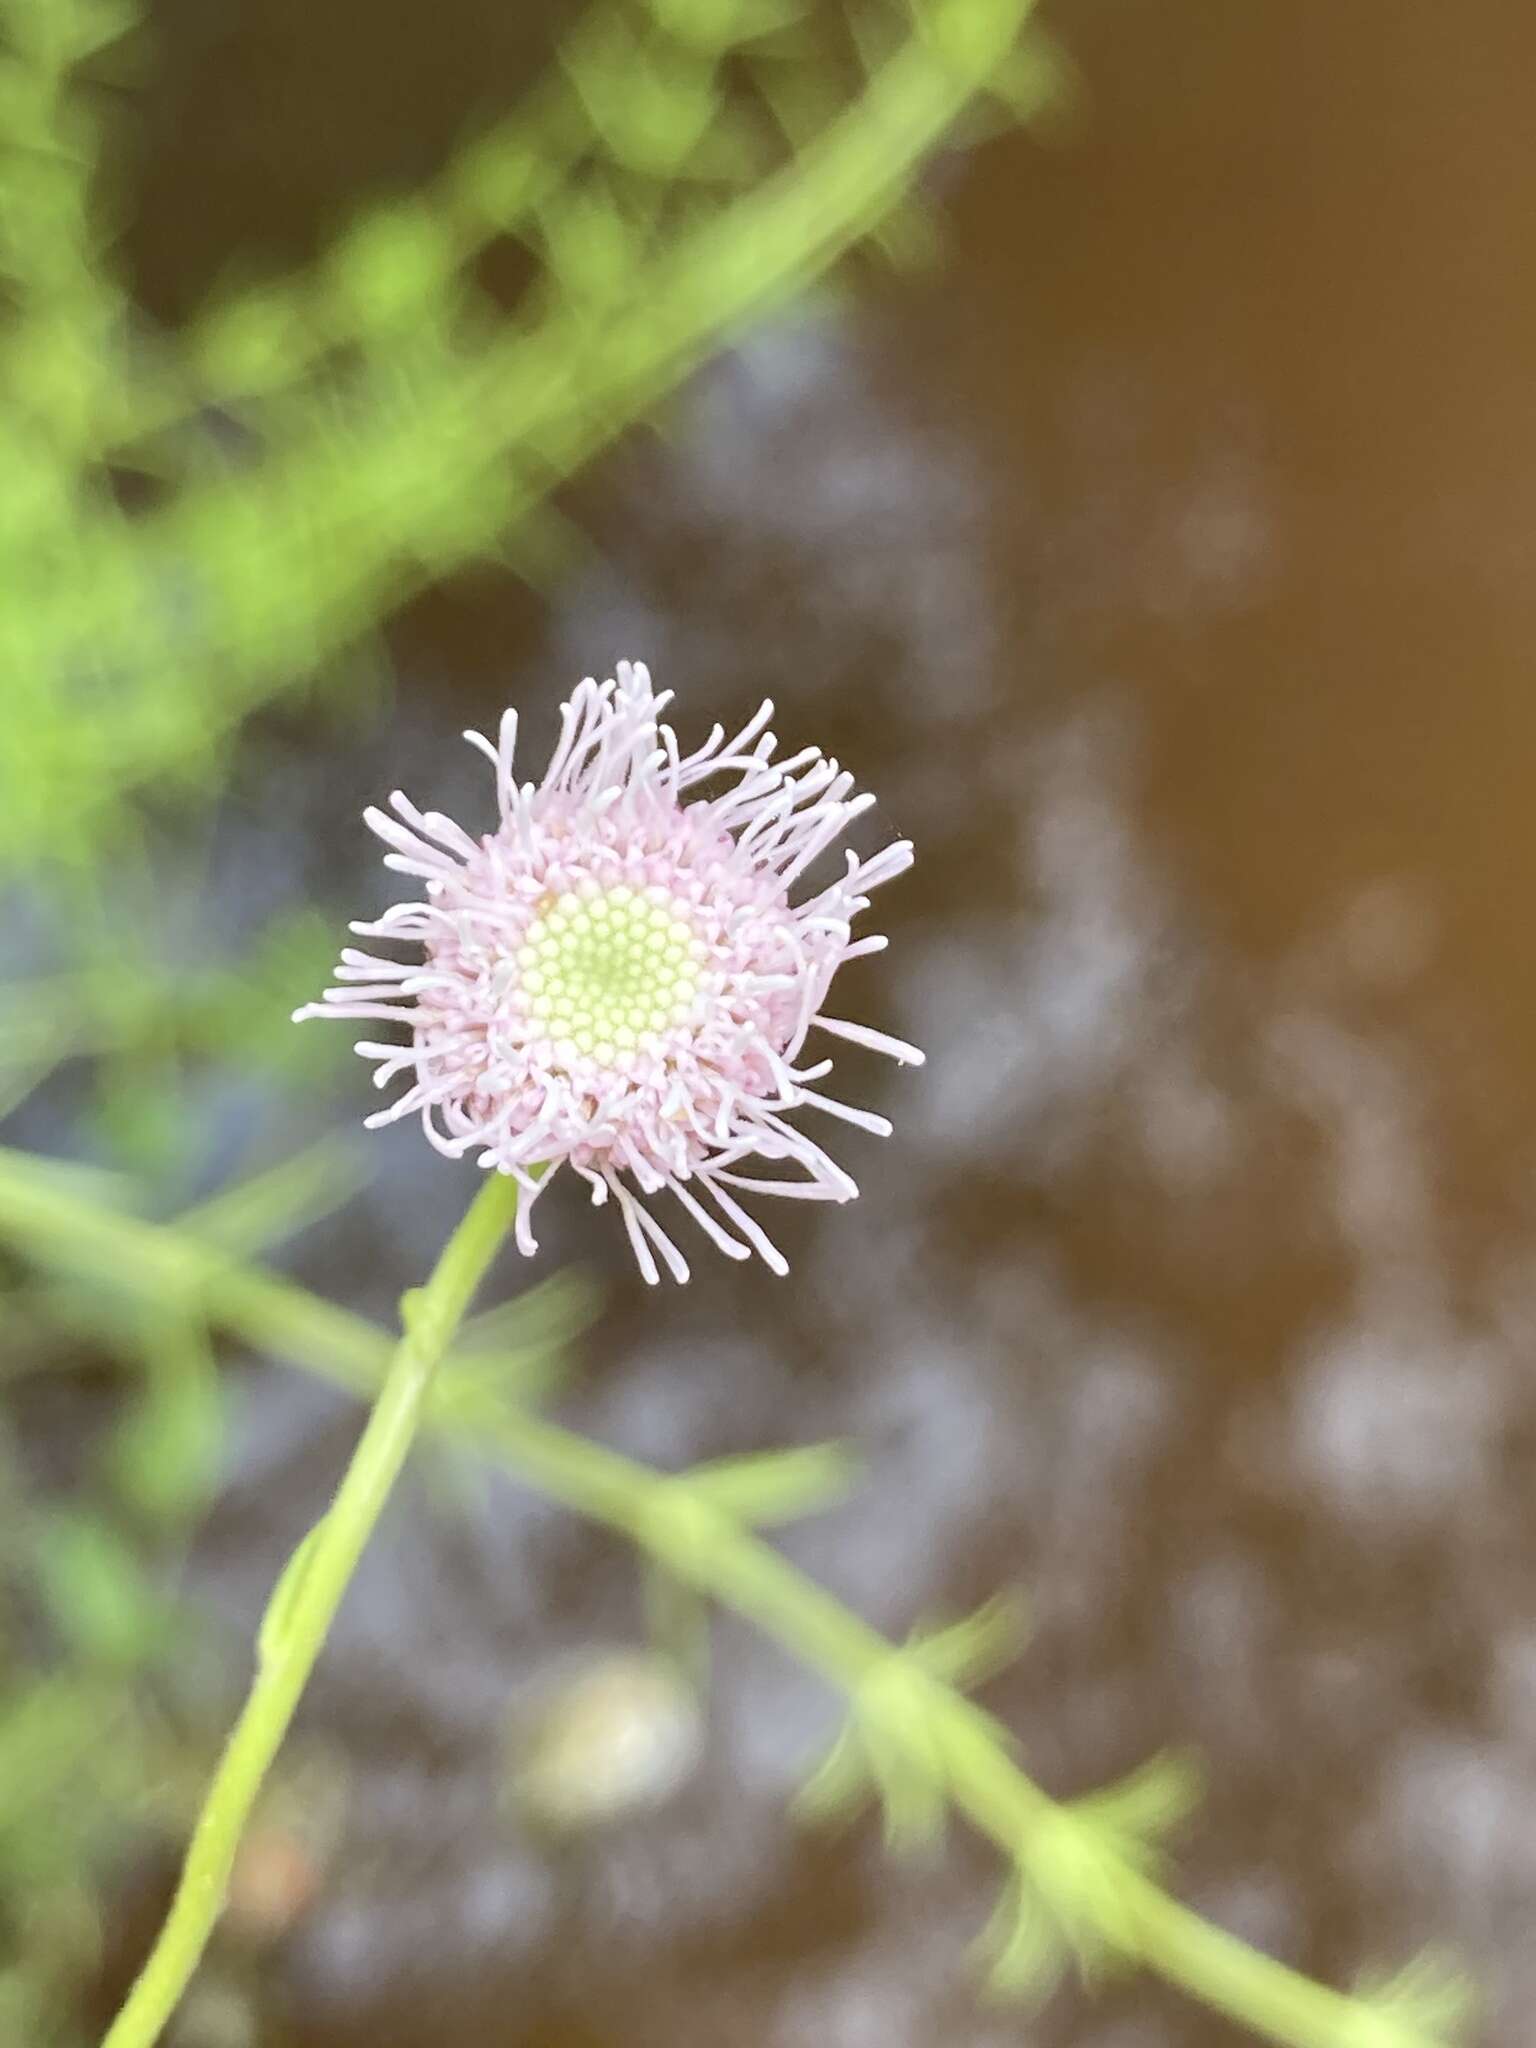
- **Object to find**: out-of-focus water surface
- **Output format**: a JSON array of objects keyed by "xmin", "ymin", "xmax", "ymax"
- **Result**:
[{"xmin": 95, "ymin": 1, "xmax": 1536, "ymax": 2041}]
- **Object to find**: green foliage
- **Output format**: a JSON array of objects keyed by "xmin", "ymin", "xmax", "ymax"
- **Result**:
[
  {"xmin": 0, "ymin": 1470, "xmax": 193, "ymax": 2045},
  {"xmin": 970, "ymin": 1751, "xmax": 1203, "ymax": 2003},
  {"xmin": 0, "ymin": 1141, "xmax": 590, "ymax": 2046},
  {"xmin": 34, "ymin": 1506, "xmax": 174, "ymax": 1665},
  {"xmin": 1350, "ymin": 1957, "xmax": 1479, "ymax": 2047},
  {"xmin": 0, "ymin": 1152, "xmax": 1478, "ymax": 2048},
  {"xmin": 645, "ymin": 1441, "xmax": 859, "ymax": 1557},
  {"xmin": 797, "ymin": 1590, "xmax": 1027, "ymax": 1852},
  {"xmin": 104, "ymin": 1321, "xmax": 224, "ymax": 1529},
  {"xmin": 0, "ymin": 0, "xmax": 1046, "ymax": 897}
]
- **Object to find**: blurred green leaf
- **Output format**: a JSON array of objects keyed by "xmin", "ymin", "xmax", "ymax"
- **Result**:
[
  {"xmin": 1068, "ymin": 1751, "xmax": 1203, "ymax": 1876},
  {"xmin": 907, "ymin": 1588, "xmax": 1029, "ymax": 1689},
  {"xmin": 973, "ymin": 1868, "xmax": 1070, "ymax": 2007},
  {"xmin": 105, "ymin": 1320, "xmax": 224, "ymax": 1528},
  {"xmin": 650, "ymin": 0, "xmax": 808, "ymax": 52},
  {"xmin": 176, "ymin": 1136, "xmax": 369, "ymax": 1261},
  {"xmin": 1350, "ymin": 1954, "xmax": 1477, "ymax": 2046},
  {"xmin": 33, "ymin": 1508, "xmax": 170, "ymax": 1666},
  {"xmin": 89, "ymin": 1054, "xmax": 189, "ymax": 1175},
  {"xmin": 796, "ymin": 1592, "xmax": 1027, "ymax": 1855},
  {"xmin": 320, "ymin": 201, "xmax": 462, "ymax": 334},
  {"xmin": 796, "ymin": 1651, "xmax": 951, "ymax": 1854},
  {"xmin": 678, "ymin": 1441, "xmax": 857, "ymax": 1525},
  {"xmin": 189, "ymin": 285, "xmax": 310, "ymax": 397}
]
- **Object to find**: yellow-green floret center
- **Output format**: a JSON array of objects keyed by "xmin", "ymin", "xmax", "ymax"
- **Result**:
[{"xmin": 517, "ymin": 884, "xmax": 704, "ymax": 1063}]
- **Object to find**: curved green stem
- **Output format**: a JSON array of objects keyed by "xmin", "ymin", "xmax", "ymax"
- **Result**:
[
  {"xmin": 399, "ymin": 1404, "xmax": 1449, "ymax": 2048},
  {"xmin": 0, "ymin": 1147, "xmax": 1460, "ymax": 2048},
  {"xmin": 99, "ymin": 1170, "xmax": 523, "ymax": 2048}
]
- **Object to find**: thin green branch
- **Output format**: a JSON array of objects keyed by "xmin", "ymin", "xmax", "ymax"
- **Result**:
[{"xmin": 0, "ymin": 1146, "xmax": 1464, "ymax": 2048}]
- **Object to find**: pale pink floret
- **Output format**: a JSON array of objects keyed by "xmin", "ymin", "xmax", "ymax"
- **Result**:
[{"xmin": 295, "ymin": 661, "xmax": 922, "ymax": 1282}]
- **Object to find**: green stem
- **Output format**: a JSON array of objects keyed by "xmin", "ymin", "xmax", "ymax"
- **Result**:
[
  {"xmin": 98, "ymin": 1170, "xmax": 523, "ymax": 2048},
  {"xmin": 440, "ymin": 1405, "xmax": 1448, "ymax": 2048},
  {"xmin": 0, "ymin": 1147, "xmax": 1454, "ymax": 2048}
]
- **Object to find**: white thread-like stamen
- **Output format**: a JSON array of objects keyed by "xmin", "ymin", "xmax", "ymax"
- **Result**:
[{"xmin": 294, "ymin": 661, "xmax": 920, "ymax": 1280}]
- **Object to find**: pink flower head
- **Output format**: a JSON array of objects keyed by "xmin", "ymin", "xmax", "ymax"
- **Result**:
[{"xmin": 295, "ymin": 661, "xmax": 922, "ymax": 1281}]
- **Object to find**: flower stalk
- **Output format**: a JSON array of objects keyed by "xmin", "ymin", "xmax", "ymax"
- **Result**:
[{"xmin": 99, "ymin": 1170, "xmax": 524, "ymax": 2048}]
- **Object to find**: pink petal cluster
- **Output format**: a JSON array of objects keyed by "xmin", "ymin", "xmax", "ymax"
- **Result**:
[{"xmin": 295, "ymin": 661, "xmax": 921, "ymax": 1281}]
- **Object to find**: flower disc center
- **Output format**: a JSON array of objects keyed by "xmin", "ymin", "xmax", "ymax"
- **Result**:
[{"xmin": 517, "ymin": 884, "xmax": 703, "ymax": 1063}]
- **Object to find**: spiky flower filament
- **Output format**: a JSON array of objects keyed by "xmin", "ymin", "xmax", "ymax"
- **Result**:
[{"xmin": 297, "ymin": 662, "xmax": 922, "ymax": 1282}]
